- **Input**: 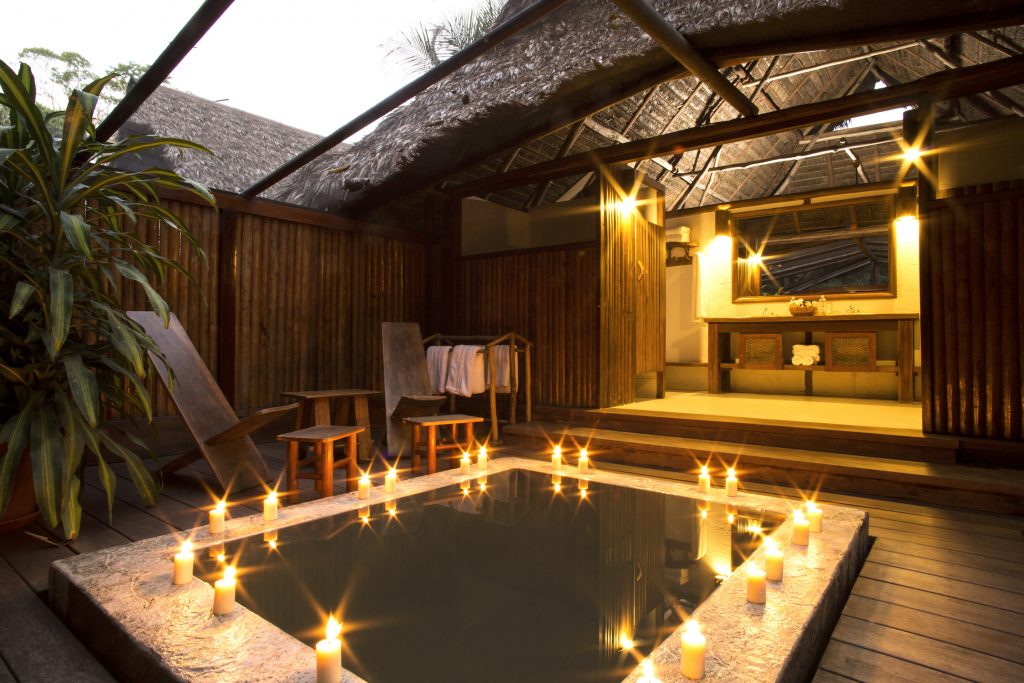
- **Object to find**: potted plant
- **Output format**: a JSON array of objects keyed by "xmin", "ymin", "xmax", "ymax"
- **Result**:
[{"xmin": 0, "ymin": 59, "xmax": 212, "ymax": 538}]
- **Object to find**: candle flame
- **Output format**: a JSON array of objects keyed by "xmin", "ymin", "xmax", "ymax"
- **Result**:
[
  {"xmin": 217, "ymin": 553, "xmax": 226, "ymax": 563},
  {"xmin": 579, "ymin": 448, "xmax": 588, "ymax": 459},
  {"xmin": 748, "ymin": 564, "xmax": 765, "ymax": 577},
  {"xmin": 180, "ymin": 539, "xmax": 193, "ymax": 554},
  {"xmin": 700, "ymin": 464, "xmax": 709, "ymax": 476},
  {"xmin": 268, "ymin": 540, "xmax": 278, "ymax": 550},
  {"xmin": 700, "ymin": 509, "xmax": 707, "ymax": 520},
  {"xmin": 727, "ymin": 514, "xmax": 735, "ymax": 524},
  {"xmin": 684, "ymin": 619, "xmax": 701, "ymax": 636},
  {"xmin": 794, "ymin": 509, "xmax": 807, "ymax": 522},
  {"xmin": 554, "ymin": 483, "xmax": 561, "ymax": 493},
  {"xmin": 727, "ymin": 467, "xmax": 735, "ymax": 478},
  {"xmin": 214, "ymin": 500, "xmax": 226, "ymax": 512},
  {"xmin": 806, "ymin": 500, "xmax": 818, "ymax": 512},
  {"xmin": 580, "ymin": 489, "xmax": 588, "ymax": 498},
  {"xmin": 388, "ymin": 508, "xmax": 397, "ymax": 517},
  {"xmin": 359, "ymin": 472, "xmax": 370, "ymax": 484},
  {"xmin": 266, "ymin": 490, "xmax": 278, "ymax": 503},
  {"xmin": 641, "ymin": 659, "xmax": 654, "ymax": 676},
  {"xmin": 479, "ymin": 445, "xmax": 487, "ymax": 457},
  {"xmin": 326, "ymin": 615, "xmax": 341, "ymax": 641},
  {"xmin": 461, "ymin": 452, "xmax": 470, "ymax": 462},
  {"xmin": 553, "ymin": 444, "xmax": 562, "ymax": 457},
  {"xmin": 223, "ymin": 565, "xmax": 236, "ymax": 581},
  {"xmin": 764, "ymin": 536, "xmax": 777, "ymax": 552}
]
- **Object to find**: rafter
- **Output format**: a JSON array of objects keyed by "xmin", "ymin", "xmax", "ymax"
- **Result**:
[{"xmin": 611, "ymin": 0, "xmax": 757, "ymax": 117}]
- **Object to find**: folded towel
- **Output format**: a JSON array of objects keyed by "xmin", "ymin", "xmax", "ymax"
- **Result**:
[
  {"xmin": 792, "ymin": 344, "xmax": 820, "ymax": 355},
  {"xmin": 490, "ymin": 345, "xmax": 511, "ymax": 394},
  {"xmin": 426, "ymin": 345, "xmax": 451, "ymax": 394},
  {"xmin": 446, "ymin": 345, "xmax": 486, "ymax": 397}
]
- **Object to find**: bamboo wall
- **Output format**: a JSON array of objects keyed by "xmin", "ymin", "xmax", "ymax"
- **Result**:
[
  {"xmin": 920, "ymin": 180, "xmax": 1024, "ymax": 439},
  {"xmin": 120, "ymin": 195, "xmax": 429, "ymax": 417},
  {"xmin": 456, "ymin": 243, "xmax": 600, "ymax": 407}
]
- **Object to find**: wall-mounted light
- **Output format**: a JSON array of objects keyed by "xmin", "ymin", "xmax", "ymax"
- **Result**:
[
  {"xmin": 902, "ymin": 146, "xmax": 922, "ymax": 163},
  {"xmin": 894, "ymin": 184, "xmax": 920, "ymax": 240},
  {"xmin": 618, "ymin": 195, "xmax": 638, "ymax": 213}
]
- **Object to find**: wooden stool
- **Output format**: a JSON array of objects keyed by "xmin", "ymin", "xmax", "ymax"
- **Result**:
[
  {"xmin": 404, "ymin": 414, "xmax": 485, "ymax": 474},
  {"xmin": 277, "ymin": 426, "xmax": 364, "ymax": 500}
]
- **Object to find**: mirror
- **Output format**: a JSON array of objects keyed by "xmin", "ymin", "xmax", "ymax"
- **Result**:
[{"xmin": 732, "ymin": 196, "xmax": 896, "ymax": 301}]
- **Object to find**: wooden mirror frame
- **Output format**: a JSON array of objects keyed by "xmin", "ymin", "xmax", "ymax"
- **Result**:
[{"xmin": 730, "ymin": 194, "xmax": 898, "ymax": 303}]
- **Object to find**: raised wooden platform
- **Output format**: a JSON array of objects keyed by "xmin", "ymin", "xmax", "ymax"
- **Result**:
[{"xmin": 504, "ymin": 421, "xmax": 1024, "ymax": 515}]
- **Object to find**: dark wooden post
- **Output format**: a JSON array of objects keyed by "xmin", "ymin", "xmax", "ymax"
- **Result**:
[
  {"xmin": 906, "ymin": 104, "xmax": 935, "ymax": 428},
  {"xmin": 216, "ymin": 209, "xmax": 239, "ymax": 406}
]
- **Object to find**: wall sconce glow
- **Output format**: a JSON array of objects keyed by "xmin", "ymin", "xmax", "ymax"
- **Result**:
[
  {"xmin": 618, "ymin": 195, "xmax": 637, "ymax": 213},
  {"xmin": 746, "ymin": 253, "xmax": 763, "ymax": 266},
  {"xmin": 706, "ymin": 234, "xmax": 733, "ymax": 261},
  {"xmin": 895, "ymin": 214, "xmax": 920, "ymax": 242},
  {"xmin": 903, "ymin": 146, "xmax": 922, "ymax": 162}
]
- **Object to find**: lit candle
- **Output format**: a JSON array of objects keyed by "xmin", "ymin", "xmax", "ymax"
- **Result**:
[
  {"xmin": 209, "ymin": 500, "xmax": 226, "ymax": 534},
  {"xmin": 551, "ymin": 444, "xmax": 563, "ymax": 470},
  {"xmin": 460, "ymin": 452, "xmax": 472, "ymax": 475},
  {"xmin": 478, "ymin": 476, "xmax": 488, "ymax": 492},
  {"xmin": 385, "ymin": 498, "xmax": 397, "ymax": 516},
  {"xmin": 805, "ymin": 501, "xmax": 823, "ymax": 533},
  {"xmin": 460, "ymin": 479, "xmax": 471, "ymax": 495},
  {"xmin": 358, "ymin": 505, "xmax": 370, "ymax": 523},
  {"xmin": 697, "ymin": 499, "xmax": 710, "ymax": 513},
  {"xmin": 315, "ymin": 615, "xmax": 343, "ymax": 683},
  {"xmin": 578, "ymin": 448, "xmax": 589, "ymax": 473},
  {"xmin": 212, "ymin": 565, "xmax": 237, "ymax": 615},
  {"xmin": 792, "ymin": 511, "xmax": 810, "ymax": 546},
  {"xmin": 264, "ymin": 490, "xmax": 279, "ymax": 521},
  {"xmin": 208, "ymin": 541, "xmax": 225, "ymax": 559},
  {"xmin": 698, "ymin": 465, "xmax": 711, "ymax": 495},
  {"xmin": 384, "ymin": 468, "xmax": 397, "ymax": 493},
  {"xmin": 746, "ymin": 564, "xmax": 767, "ymax": 604},
  {"xmin": 552, "ymin": 473, "xmax": 562, "ymax": 487},
  {"xmin": 477, "ymin": 445, "xmax": 488, "ymax": 471},
  {"xmin": 579, "ymin": 478, "xmax": 589, "ymax": 498},
  {"xmin": 680, "ymin": 620, "xmax": 706, "ymax": 680},
  {"xmin": 357, "ymin": 472, "xmax": 371, "ymax": 500},
  {"xmin": 264, "ymin": 529, "xmax": 278, "ymax": 543},
  {"xmin": 764, "ymin": 537, "xmax": 784, "ymax": 581},
  {"xmin": 172, "ymin": 540, "xmax": 194, "ymax": 585},
  {"xmin": 725, "ymin": 468, "xmax": 738, "ymax": 496}
]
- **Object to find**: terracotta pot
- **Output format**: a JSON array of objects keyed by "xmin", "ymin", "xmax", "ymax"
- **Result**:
[{"xmin": 0, "ymin": 445, "xmax": 39, "ymax": 532}]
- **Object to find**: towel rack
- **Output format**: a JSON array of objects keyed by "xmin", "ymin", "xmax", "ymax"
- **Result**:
[{"xmin": 423, "ymin": 332, "xmax": 533, "ymax": 442}]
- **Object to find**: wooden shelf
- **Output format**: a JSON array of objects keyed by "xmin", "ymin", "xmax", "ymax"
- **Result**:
[
  {"xmin": 666, "ymin": 241, "xmax": 698, "ymax": 267},
  {"xmin": 720, "ymin": 363, "xmax": 904, "ymax": 373}
]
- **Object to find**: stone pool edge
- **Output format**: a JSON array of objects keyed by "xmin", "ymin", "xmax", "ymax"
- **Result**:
[{"xmin": 49, "ymin": 455, "xmax": 867, "ymax": 683}]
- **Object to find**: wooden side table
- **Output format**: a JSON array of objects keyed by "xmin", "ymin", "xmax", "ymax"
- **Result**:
[
  {"xmin": 282, "ymin": 389, "xmax": 379, "ymax": 461},
  {"xmin": 404, "ymin": 414, "xmax": 484, "ymax": 474},
  {"xmin": 276, "ymin": 425, "xmax": 364, "ymax": 500}
]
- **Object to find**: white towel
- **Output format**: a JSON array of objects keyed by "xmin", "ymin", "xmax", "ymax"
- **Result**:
[
  {"xmin": 426, "ymin": 346, "xmax": 451, "ymax": 394},
  {"xmin": 791, "ymin": 344, "xmax": 820, "ymax": 366},
  {"xmin": 446, "ymin": 345, "xmax": 486, "ymax": 397},
  {"xmin": 490, "ymin": 345, "xmax": 511, "ymax": 394}
]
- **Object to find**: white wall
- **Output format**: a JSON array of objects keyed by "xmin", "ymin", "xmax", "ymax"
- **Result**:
[{"xmin": 461, "ymin": 197, "xmax": 598, "ymax": 255}]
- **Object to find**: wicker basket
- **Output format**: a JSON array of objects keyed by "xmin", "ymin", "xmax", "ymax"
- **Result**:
[{"xmin": 789, "ymin": 304, "xmax": 817, "ymax": 316}]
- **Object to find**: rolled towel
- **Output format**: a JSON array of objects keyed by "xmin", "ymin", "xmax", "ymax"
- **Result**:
[{"xmin": 425, "ymin": 345, "xmax": 451, "ymax": 394}]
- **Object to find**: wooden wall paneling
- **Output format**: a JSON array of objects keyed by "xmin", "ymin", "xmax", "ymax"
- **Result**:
[
  {"xmin": 599, "ymin": 176, "xmax": 637, "ymax": 408},
  {"xmin": 1004, "ymin": 197, "xmax": 1022, "ymax": 438},
  {"xmin": 634, "ymin": 212, "xmax": 665, "ymax": 375}
]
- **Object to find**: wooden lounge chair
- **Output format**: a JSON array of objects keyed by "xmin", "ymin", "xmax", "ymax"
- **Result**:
[
  {"xmin": 128, "ymin": 312, "xmax": 297, "ymax": 491},
  {"xmin": 381, "ymin": 322, "xmax": 447, "ymax": 458}
]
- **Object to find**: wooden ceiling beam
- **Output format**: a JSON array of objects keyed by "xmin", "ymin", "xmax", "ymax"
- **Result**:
[
  {"xmin": 452, "ymin": 54, "xmax": 1024, "ymax": 198},
  {"xmin": 610, "ymin": 0, "xmax": 757, "ymax": 117},
  {"xmin": 95, "ymin": 0, "xmax": 235, "ymax": 142}
]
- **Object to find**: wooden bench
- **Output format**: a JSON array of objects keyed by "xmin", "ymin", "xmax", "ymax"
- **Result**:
[
  {"xmin": 276, "ymin": 426, "xmax": 364, "ymax": 499},
  {"xmin": 404, "ymin": 414, "xmax": 485, "ymax": 474}
]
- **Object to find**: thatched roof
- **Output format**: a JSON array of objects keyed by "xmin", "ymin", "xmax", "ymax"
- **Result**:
[
  {"xmin": 275, "ymin": 0, "xmax": 1024, "ymax": 215},
  {"xmin": 119, "ymin": 86, "xmax": 339, "ymax": 195}
]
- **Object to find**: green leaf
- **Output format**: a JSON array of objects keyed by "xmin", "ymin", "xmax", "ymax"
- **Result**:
[
  {"xmin": 100, "ymin": 433, "xmax": 157, "ymax": 506},
  {"xmin": 0, "ymin": 60, "xmax": 53, "ymax": 167},
  {"xmin": 114, "ymin": 262, "xmax": 169, "ymax": 325},
  {"xmin": 104, "ymin": 309, "xmax": 145, "ymax": 376},
  {"xmin": 62, "ymin": 354, "xmax": 100, "ymax": 427},
  {"xmin": 0, "ymin": 395, "xmax": 40, "ymax": 516},
  {"xmin": 29, "ymin": 408, "xmax": 62, "ymax": 528},
  {"xmin": 0, "ymin": 148, "xmax": 14, "ymax": 168},
  {"xmin": 57, "ymin": 89, "xmax": 98, "ymax": 184},
  {"xmin": 46, "ymin": 268, "xmax": 73, "ymax": 358},
  {"xmin": 60, "ymin": 212, "xmax": 92, "ymax": 259},
  {"xmin": 100, "ymin": 357, "xmax": 152, "ymax": 421},
  {"xmin": 95, "ymin": 454, "xmax": 116, "ymax": 522},
  {"xmin": 9, "ymin": 280, "xmax": 33, "ymax": 318},
  {"xmin": 60, "ymin": 475, "xmax": 82, "ymax": 540}
]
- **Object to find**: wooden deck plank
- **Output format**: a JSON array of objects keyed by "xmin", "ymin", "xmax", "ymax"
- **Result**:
[
  {"xmin": 862, "ymin": 506, "xmax": 1024, "ymax": 539},
  {"xmin": 842, "ymin": 594, "xmax": 1024, "ymax": 664},
  {"xmin": 867, "ymin": 547, "xmax": 1024, "ymax": 594},
  {"xmin": 91, "ymin": 466, "xmax": 205, "ymax": 532},
  {"xmin": 830, "ymin": 615, "xmax": 1024, "ymax": 681},
  {"xmin": 867, "ymin": 526, "xmax": 1024, "ymax": 563},
  {"xmin": 0, "ymin": 558, "xmax": 114, "ymax": 682},
  {"xmin": 78, "ymin": 482, "xmax": 177, "ymax": 542},
  {"xmin": 811, "ymin": 669, "xmax": 859, "ymax": 683},
  {"xmin": 870, "ymin": 537, "xmax": 1024, "ymax": 577},
  {"xmin": 859, "ymin": 562, "xmax": 1024, "ymax": 613},
  {"xmin": 817, "ymin": 639, "xmax": 969, "ymax": 683},
  {"xmin": 0, "ymin": 525, "xmax": 74, "ymax": 594},
  {"xmin": 852, "ymin": 577, "xmax": 1023, "ymax": 635},
  {"xmin": 868, "ymin": 516, "xmax": 1024, "ymax": 550}
]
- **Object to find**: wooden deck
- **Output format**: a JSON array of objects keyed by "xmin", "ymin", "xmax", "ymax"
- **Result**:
[{"xmin": 1, "ymin": 443, "xmax": 1022, "ymax": 682}]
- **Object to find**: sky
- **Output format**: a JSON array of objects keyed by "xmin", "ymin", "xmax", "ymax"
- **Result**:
[{"xmin": 5, "ymin": 0, "xmax": 488, "ymax": 139}]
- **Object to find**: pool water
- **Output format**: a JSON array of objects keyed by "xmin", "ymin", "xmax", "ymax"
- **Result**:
[{"xmin": 197, "ymin": 469, "xmax": 784, "ymax": 683}]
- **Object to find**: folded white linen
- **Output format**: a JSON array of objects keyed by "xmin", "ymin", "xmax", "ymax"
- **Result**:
[
  {"xmin": 425, "ymin": 345, "xmax": 451, "ymax": 394},
  {"xmin": 446, "ymin": 345, "xmax": 486, "ymax": 397}
]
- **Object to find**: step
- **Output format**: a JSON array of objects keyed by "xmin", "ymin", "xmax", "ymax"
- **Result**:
[
  {"xmin": 502, "ymin": 422, "xmax": 1024, "ymax": 516},
  {"xmin": 568, "ymin": 407, "xmax": 959, "ymax": 464}
]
